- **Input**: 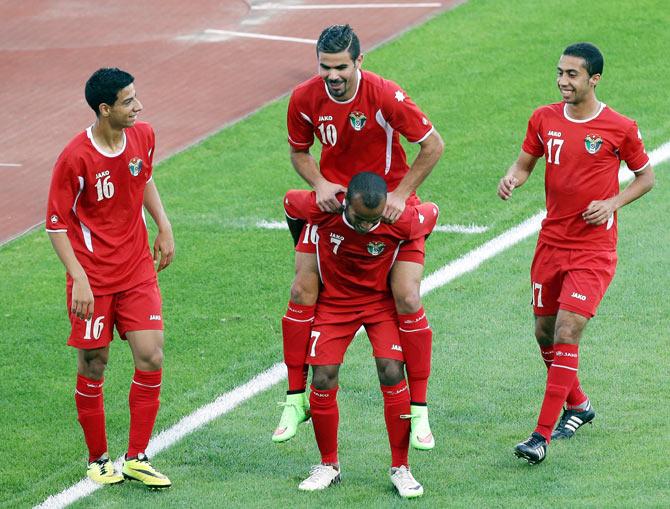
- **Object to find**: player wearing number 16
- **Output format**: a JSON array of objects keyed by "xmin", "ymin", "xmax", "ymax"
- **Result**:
[{"xmin": 46, "ymin": 68, "xmax": 174, "ymax": 488}]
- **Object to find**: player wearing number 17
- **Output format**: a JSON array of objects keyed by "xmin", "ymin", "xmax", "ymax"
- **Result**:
[
  {"xmin": 497, "ymin": 43, "xmax": 655, "ymax": 465},
  {"xmin": 46, "ymin": 68, "xmax": 174, "ymax": 488}
]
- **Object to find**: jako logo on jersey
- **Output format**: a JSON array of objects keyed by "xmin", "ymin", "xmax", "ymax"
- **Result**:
[
  {"xmin": 318, "ymin": 115, "xmax": 333, "ymax": 122},
  {"xmin": 149, "ymin": 314, "xmax": 161, "ymax": 321},
  {"xmin": 548, "ymin": 130, "xmax": 562, "ymax": 137},
  {"xmin": 391, "ymin": 344, "xmax": 403, "ymax": 352},
  {"xmin": 95, "ymin": 170, "xmax": 110, "ymax": 179},
  {"xmin": 570, "ymin": 292, "xmax": 587, "ymax": 301},
  {"xmin": 128, "ymin": 157, "xmax": 143, "ymax": 176},
  {"xmin": 349, "ymin": 111, "xmax": 367, "ymax": 131},
  {"xmin": 367, "ymin": 241, "xmax": 385, "ymax": 256},
  {"xmin": 584, "ymin": 134, "xmax": 603, "ymax": 154}
]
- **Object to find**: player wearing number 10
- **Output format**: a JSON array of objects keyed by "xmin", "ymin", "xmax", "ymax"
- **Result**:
[
  {"xmin": 46, "ymin": 68, "xmax": 174, "ymax": 488},
  {"xmin": 497, "ymin": 43, "xmax": 655, "ymax": 465},
  {"xmin": 275, "ymin": 25, "xmax": 443, "ymax": 450}
]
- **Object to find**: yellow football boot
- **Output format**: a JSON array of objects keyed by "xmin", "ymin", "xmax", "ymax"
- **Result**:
[
  {"xmin": 86, "ymin": 453, "xmax": 124, "ymax": 485},
  {"xmin": 122, "ymin": 453, "xmax": 171, "ymax": 489}
]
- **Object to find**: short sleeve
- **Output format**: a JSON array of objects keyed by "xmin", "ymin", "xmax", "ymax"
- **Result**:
[
  {"xmin": 380, "ymin": 81, "xmax": 434, "ymax": 144},
  {"xmin": 521, "ymin": 109, "xmax": 545, "ymax": 158},
  {"xmin": 46, "ymin": 152, "xmax": 81, "ymax": 232},
  {"xmin": 619, "ymin": 122, "xmax": 649, "ymax": 172},
  {"xmin": 287, "ymin": 91, "xmax": 315, "ymax": 149}
]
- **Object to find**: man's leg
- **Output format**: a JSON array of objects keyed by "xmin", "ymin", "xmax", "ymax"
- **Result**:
[
  {"xmin": 298, "ymin": 364, "xmax": 341, "ymax": 491},
  {"xmin": 274, "ymin": 251, "xmax": 319, "ymax": 442},
  {"xmin": 535, "ymin": 316, "xmax": 593, "ymax": 440},
  {"xmin": 76, "ymin": 346, "xmax": 124, "ymax": 485},
  {"xmin": 390, "ymin": 260, "xmax": 434, "ymax": 450},
  {"xmin": 123, "ymin": 330, "xmax": 171, "ymax": 489},
  {"xmin": 376, "ymin": 358, "xmax": 424, "ymax": 499},
  {"xmin": 515, "ymin": 310, "xmax": 588, "ymax": 464}
]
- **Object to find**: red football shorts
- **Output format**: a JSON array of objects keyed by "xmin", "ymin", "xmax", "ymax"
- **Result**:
[
  {"xmin": 308, "ymin": 301, "xmax": 404, "ymax": 365},
  {"xmin": 295, "ymin": 194, "xmax": 425, "ymax": 264},
  {"xmin": 66, "ymin": 276, "xmax": 163, "ymax": 349},
  {"xmin": 530, "ymin": 241, "xmax": 617, "ymax": 319}
]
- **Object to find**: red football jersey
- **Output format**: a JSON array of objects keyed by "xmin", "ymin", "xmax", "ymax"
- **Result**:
[
  {"xmin": 46, "ymin": 122, "xmax": 156, "ymax": 294},
  {"xmin": 284, "ymin": 190, "xmax": 439, "ymax": 307},
  {"xmin": 522, "ymin": 102, "xmax": 649, "ymax": 250},
  {"xmin": 287, "ymin": 70, "xmax": 434, "ymax": 191}
]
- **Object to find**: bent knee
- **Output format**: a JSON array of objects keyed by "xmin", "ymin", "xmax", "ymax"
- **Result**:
[{"xmin": 393, "ymin": 290, "xmax": 422, "ymax": 315}]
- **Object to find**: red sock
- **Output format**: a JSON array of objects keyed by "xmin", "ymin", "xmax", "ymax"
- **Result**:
[
  {"xmin": 539, "ymin": 345, "xmax": 554, "ymax": 370},
  {"xmin": 127, "ymin": 368, "xmax": 162, "ymax": 457},
  {"xmin": 381, "ymin": 380, "xmax": 411, "ymax": 468},
  {"xmin": 540, "ymin": 345, "xmax": 588, "ymax": 408},
  {"xmin": 535, "ymin": 343, "xmax": 579, "ymax": 441},
  {"xmin": 75, "ymin": 374, "xmax": 108, "ymax": 462},
  {"xmin": 398, "ymin": 308, "xmax": 431, "ymax": 404},
  {"xmin": 309, "ymin": 385, "xmax": 339, "ymax": 464},
  {"xmin": 282, "ymin": 302, "xmax": 315, "ymax": 392}
]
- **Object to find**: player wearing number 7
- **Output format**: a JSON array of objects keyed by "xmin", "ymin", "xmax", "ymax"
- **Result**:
[
  {"xmin": 497, "ymin": 43, "xmax": 654, "ymax": 465},
  {"xmin": 46, "ymin": 68, "xmax": 174, "ymax": 488},
  {"xmin": 284, "ymin": 172, "xmax": 439, "ymax": 496}
]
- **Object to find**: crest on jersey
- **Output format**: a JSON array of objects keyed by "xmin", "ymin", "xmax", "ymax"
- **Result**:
[
  {"xmin": 584, "ymin": 134, "xmax": 603, "ymax": 154},
  {"xmin": 349, "ymin": 111, "xmax": 367, "ymax": 131},
  {"xmin": 128, "ymin": 157, "xmax": 143, "ymax": 176},
  {"xmin": 367, "ymin": 241, "xmax": 386, "ymax": 256}
]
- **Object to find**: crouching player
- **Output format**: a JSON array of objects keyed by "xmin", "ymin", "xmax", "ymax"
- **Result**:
[{"xmin": 283, "ymin": 172, "xmax": 438, "ymax": 497}]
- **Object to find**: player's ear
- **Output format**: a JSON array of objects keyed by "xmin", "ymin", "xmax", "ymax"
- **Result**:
[
  {"xmin": 99, "ymin": 103, "xmax": 111, "ymax": 118},
  {"xmin": 355, "ymin": 54, "xmax": 364, "ymax": 69},
  {"xmin": 589, "ymin": 73, "xmax": 601, "ymax": 87}
]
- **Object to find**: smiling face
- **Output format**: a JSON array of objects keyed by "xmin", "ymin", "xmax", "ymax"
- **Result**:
[
  {"xmin": 318, "ymin": 49, "xmax": 363, "ymax": 101},
  {"xmin": 345, "ymin": 193, "xmax": 385, "ymax": 234},
  {"xmin": 102, "ymin": 83, "xmax": 142, "ymax": 129},
  {"xmin": 556, "ymin": 54, "xmax": 600, "ymax": 105}
]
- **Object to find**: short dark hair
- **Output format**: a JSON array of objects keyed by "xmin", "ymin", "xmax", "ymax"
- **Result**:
[
  {"xmin": 316, "ymin": 24, "xmax": 361, "ymax": 61},
  {"xmin": 346, "ymin": 172, "xmax": 387, "ymax": 209},
  {"xmin": 85, "ymin": 67, "xmax": 134, "ymax": 116},
  {"xmin": 563, "ymin": 43, "xmax": 604, "ymax": 76}
]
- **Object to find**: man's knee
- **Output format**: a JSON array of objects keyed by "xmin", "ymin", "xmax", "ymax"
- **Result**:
[
  {"xmin": 392, "ymin": 286, "xmax": 422, "ymax": 314},
  {"xmin": 376, "ymin": 358, "xmax": 405, "ymax": 386},
  {"xmin": 78, "ymin": 349, "xmax": 109, "ymax": 379},
  {"xmin": 554, "ymin": 311, "xmax": 587, "ymax": 344},
  {"xmin": 534, "ymin": 316, "xmax": 555, "ymax": 346},
  {"xmin": 311, "ymin": 365, "xmax": 339, "ymax": 390}
]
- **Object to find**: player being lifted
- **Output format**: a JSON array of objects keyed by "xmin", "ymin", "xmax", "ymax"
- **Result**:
[
  {"xmin": 46, "ymin": 68, "xmax": 174, "ymax": 488},
  {"xmin": 274, "ymin": 24, "xmax": 444, "ymax": 451},
  {"xmin": 498, "ymin": 43, "xmax": 654, "ymax": 464},
  {"xmin": 284, "ymin": 172, "xmax": 439, "ymax": 497}
]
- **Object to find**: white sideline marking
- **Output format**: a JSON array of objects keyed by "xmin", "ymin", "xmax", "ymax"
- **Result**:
[
  {"xmin": 33, "ymin": 142, "xmax": 670, "ymax": 508},
  {"xmin": 178, "ymin": 29, "xmax": 316, "ymax": 45},
  {"xmin": 434, "ymin": 224, "xmax": 488, "ymax": 234},
  {"xmin": 35, "ymin": 364, "xmax": 287, "ymax": 509},
  {"xmin": 257, "ymin": 219, "xmax": 488, "ymax": 234},
  {"xmin": 0, "ymin": 163, "xmax": 22, "ymax": 167},
  {"xmin": 252, "ymin": 2, "xmax": 443, "ymax": 9}
]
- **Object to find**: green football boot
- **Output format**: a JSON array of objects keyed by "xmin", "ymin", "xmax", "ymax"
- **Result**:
[
  {"xmin": 401, "ymin": 404, "xmax": 435, "ymax": 450},
  {"xmin": 272, "ymin": 392, "xmax": 310, "ymax": 443}
]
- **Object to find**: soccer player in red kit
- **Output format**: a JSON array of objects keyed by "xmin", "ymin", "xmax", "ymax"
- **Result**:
[
  {"xmin": 46, "ymin": 68, "xmax": 174, "ymax": 487},
  {"xmin": 274, "ymin": 24, "xmax": 444, "ymax": 450},
  {"xmin": 284, "ymin": 172, "xmax": 438, "ymax": 497},
  {"xmin": 497, "ymin": 43, "xmax": 655, "ymax": 464}
]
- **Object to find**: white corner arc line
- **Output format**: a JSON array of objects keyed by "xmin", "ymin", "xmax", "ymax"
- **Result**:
[
  {"xmin": 33, "ymin": 141, "xmax": 670, "ymax": 509},
  {"xmin": 252, "ymin": 2, "xmax": 443, "ymax": 10},
  {"xmin": 203, "ymin": 29, "xmax": 316, "ymax": 45}
]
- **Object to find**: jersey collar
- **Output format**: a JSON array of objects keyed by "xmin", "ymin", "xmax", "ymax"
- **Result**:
[
  {"xmin": 324, "ymin": 69, "xmax": 362, "ymax": 105},
  {"xmin": 563, "ymin": 102, "xmax": 606, "ymax": 123},
  {"xmin": 86, "ymin": 125, "xmax": 127, "ymax": 157}
]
